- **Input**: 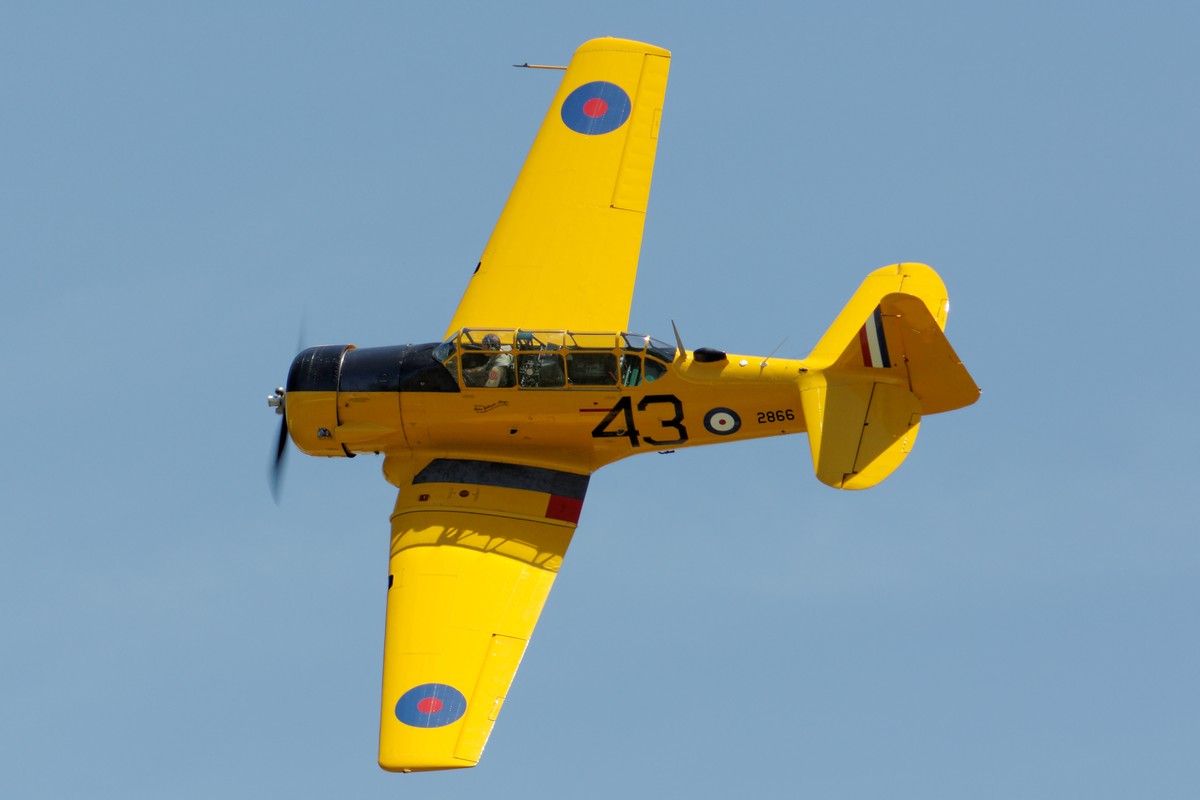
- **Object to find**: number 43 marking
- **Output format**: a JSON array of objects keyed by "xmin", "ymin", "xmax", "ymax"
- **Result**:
[{"xmin": 591, "ymin": 395, "xmax": 688, "ymax": 447}]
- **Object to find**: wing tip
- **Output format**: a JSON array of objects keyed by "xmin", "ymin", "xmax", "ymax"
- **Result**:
[{"xmin": 575, "ymin": 37, "xmax": 671, "ymax": 58}]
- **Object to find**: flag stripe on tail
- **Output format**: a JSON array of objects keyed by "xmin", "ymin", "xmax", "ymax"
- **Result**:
[{"xmin": 859, "ymin": 307, "xmax": 891, "ymax": 368}]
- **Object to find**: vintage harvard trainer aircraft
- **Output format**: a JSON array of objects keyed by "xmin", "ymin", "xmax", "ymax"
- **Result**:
[{"xmin": 268, "ymin": 37, "xmax": 978, "ymax": 772}]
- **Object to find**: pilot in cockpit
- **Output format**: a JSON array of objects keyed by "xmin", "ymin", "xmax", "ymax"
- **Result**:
[{"xmin": 473, "ymin": 333, "xmax": 512, "ymax": 388}]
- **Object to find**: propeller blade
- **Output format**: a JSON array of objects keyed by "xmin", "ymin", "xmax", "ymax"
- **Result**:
[
  {"xmin": 267, "ymin": 312, "xmax": 305, "ymax": 504},
  {"xmin": 270, "ymin": 414, "xmax": 288, "ymax": 503},
  {"xmin": 268, "ymin": 387, "xmax": 288, "ymax": 503}
]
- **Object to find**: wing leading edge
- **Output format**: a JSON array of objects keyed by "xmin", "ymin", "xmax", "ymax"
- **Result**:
[
  {"xmin": 378, "ymin": 457, "xmax": 589, "ymax": 771},
  {"xmin": 445, "ymin": 38, "xmax": 671, "ymax": 335}
]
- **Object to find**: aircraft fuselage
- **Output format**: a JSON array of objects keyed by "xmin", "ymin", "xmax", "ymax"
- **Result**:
[{"xmin": 282, "ymin": 331, "xmax": 814, "ymax": 483}]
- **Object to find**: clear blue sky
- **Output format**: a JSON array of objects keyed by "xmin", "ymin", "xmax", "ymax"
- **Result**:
[{"xmin": 3, "ymin": 2, "xmax": 1198, "ymax": 797}]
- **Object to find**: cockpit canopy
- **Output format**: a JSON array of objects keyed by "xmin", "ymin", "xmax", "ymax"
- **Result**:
[{"xmin": 432, "ymin": 329, "xmax": 676, "ymax": 389}]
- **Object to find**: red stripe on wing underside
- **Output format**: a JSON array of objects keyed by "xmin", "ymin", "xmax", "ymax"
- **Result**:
[{"xmin": 545, "ymin": 494, "xmax": 584, "ymax": 523}]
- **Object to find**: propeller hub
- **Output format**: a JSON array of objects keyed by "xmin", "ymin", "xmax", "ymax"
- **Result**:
[{"xmin": 268, "ymin": 387, "xmax": 285, "ymax": 414}]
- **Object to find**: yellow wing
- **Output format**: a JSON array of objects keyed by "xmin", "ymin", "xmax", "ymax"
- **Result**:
[
  {"xmin": 445, "ymin": 38, "xmax": 671, "ymax": 335},
  {"xmin": 377, "ymin": 456, "xmax": 589, "ymax": 771}
]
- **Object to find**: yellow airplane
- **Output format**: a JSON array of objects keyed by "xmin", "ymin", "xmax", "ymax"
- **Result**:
[{"xmin": 268, "ymin": 37, "xmax": 978, "ymax": 773}]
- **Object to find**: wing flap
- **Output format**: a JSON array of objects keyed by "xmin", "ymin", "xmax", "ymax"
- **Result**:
[{"xmin": 455, "ymin": 633, "xmax": 525, "ymax": 761}]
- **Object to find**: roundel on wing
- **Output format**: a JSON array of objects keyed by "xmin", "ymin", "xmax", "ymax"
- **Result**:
[
  {"xmin": 704, "ymin": 407, "xmax": 741, "ymax": 436},
  {"xmin": 561, "ymin": 81, "xmax": 632, "ymax": 135},
  {"xmin": 395, "ymin": 682, "xmax": 467, "ymax": 728}
]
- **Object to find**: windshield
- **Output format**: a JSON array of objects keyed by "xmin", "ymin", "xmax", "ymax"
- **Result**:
[{"xmin": 621, "ymin": 333, "xmax": 677, "ymax": 362}]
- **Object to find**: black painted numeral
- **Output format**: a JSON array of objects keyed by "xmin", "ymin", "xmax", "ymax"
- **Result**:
[
  {"xmin": 591, "ymin": 397, "xmax": 639, "ymax": 446},
  {"xmin": 639, "ymin": 395, "xmax": 688, "ymax": 446},
  {"xmin": 591, "ymin": 394, "xmax": 689, "ymax": 447}
]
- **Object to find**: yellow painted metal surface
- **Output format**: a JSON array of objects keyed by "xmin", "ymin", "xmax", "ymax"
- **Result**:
[
  {"xmin": 283, "ymin": 390, "xmax": 347, "ymax": 457},
  {"xmin": 878, "ymin": 293, "xmax": 979, "ymax": 414},
  {"xmin": 445, "ymin": 38, "xmax": 671, "ymax": 334},
  {"xmin": 378, "ymin": 461, "xmax": 576, "ymax": 771},
  {"xmin": 800, "ymin": 371, "xmax": 922, "ymax": 490},
  {"xmin": 275, "ymin": 38, "xmax": 981, "ymax": 773}
]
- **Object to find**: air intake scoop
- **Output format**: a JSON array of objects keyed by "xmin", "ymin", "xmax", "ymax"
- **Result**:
[{"xmin": 692, "ymin": 347, "xmax": 727, "ymax": 363}]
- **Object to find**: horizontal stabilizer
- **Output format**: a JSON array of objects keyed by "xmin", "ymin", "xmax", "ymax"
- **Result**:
[{"xmin": 800, "ymin": 372, "xmax": 920, "ymax": 490}]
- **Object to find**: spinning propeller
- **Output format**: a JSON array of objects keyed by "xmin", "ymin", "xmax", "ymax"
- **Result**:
[
  {"xmin": 267, "ymin": 387, "xmax": 287, "ymax": 502},
  {"xmin": 268, "ymin": 316, "xmax": 309, "ymax": 502}
]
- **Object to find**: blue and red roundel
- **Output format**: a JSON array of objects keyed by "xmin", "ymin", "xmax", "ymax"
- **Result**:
[
  {"xmin": 395, "ymin": 683, "xmax": 467, "ymax": 728},
  {"xmin": 561, "ymin": 81, "xmax": 632, "ymax": 135}
]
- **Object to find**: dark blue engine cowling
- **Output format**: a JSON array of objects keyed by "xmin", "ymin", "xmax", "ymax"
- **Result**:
[{"xmin": 286, "ymin": 343, "xmax": 460, "ymax": 395}]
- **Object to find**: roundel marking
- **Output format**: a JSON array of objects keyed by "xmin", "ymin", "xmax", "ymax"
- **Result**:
[
  {"xmin": 395, "ymin": 683, "xmax": 467, "ymax": 728},
  {"xmin": 704, "ymin": 407, "xmax": 741, "ymax": 436},
  {"xmin": 561, "ymin": 81, "xmax": 632, "ymax": 135}
]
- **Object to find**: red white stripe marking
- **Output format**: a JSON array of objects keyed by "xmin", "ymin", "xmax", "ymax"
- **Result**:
[{"xmin": 858, "ymin": 307, "xmax": 890, "ymax": 368}]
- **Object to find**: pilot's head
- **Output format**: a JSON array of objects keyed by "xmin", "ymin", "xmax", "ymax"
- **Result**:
[{"xmin": 483, "ymin": 334, "xmax": 501, "ymax": 349}]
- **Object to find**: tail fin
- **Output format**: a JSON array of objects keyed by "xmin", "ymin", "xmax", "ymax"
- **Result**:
[{"xmin": 800, "ymin": 264, "xmax": 979, "ymax": 490}]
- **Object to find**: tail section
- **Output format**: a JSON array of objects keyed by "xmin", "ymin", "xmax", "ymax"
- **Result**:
[{"xmin": 800, "ymin": 264, "xmax": 979, "ymax": 490}]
